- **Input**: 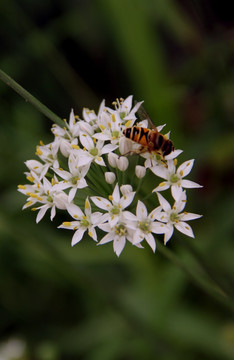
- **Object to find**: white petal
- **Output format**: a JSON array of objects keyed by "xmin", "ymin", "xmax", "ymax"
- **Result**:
[
  {"xmin": 122, "ymin": 95, "xmax": 133, "ymax": 112},
  {"xmin": 175, "ymin": 221, "xmax": 194, "ymax": 238},
  {"xmin": 156, "ymin": 192, "xmax": 171, "ymax": 212},
  {"xmin": 175, "ymin": 191, "xmax": 187, "ymax": 212},
  {"xmin": 148, "ymin": 206, "xmax": 162, "ymax": 220},
  {"xmin": 133, "ymin": 229, "xmax": 144, "ymax": 244},
  {"xmin": 66, "ymin": 203, "xmax": 84, "ymax": 219},
  {"xmin": 114, "ymin": 236, "xmax": 126, "ymax": 257},
  {"xmin": 122, "ymin": 211, "xmax": 137, "ymax": 222},
  {"xmin": 77, "ymin": 178, "xmax": 88, "ymax": 189},
  {"xmin": 36, "ymin": 205, "xmax": 50, "ymax": 223},
  {"xmin": 71, "ymin": 228, "xmax": 86, "ymax": 246},
  {"xmin": 95, "ymin": 157, "xmax": 106, "ymax": 167},
  {"xmin": 98, "ymin": 223, "xmax": 111, "ymax": 232},
  {"xmin": 76, "ymin": 155, "xmax": 92, "ymax": 167},
  {"xmin": 180, "ymin": 179, "xmax": 203, "ymax": 189},
  {"xmin": 150, "ymin": 165, "xmax": 168, "ymax": 180},
  {"xmin": 136, "ymin": 200, "xmax": 148, "ymax": 220},
  {"xmin": 112, "ymin": 184, "xmax": 120, "ymax": 203},
  {"xmin": 165, "ymin": 149, "xmax": 183, "ymax": 160},
  {"xmin": 109, "ymin": 215, "xmax": 119, "ymax": 228},
  {"xmin": 79, "ymin": 133, "xmax": 93, "ymax": 150},
  {"xmin": 101, "ymin": 143, "xmax": 118, "ymax": 154},
  {"xmin": 151, "ymin": 222, "xmax": 169, "ymax": 234},
  {"xmin": 164, "ymin": 225, "xmax": 174, "ymax": 244},
  {"xmin": 180, "ymin": 212, "xmax": 202, "ymax": 221},
  {"xmin": 50, "ymin": 205, "xmax": 56, "ymax": 221},
  {"xmin": 177, "ymin": 159, "xmax": 194, "ymax": 178},
  {"xmin": 152, "ymin": 183, "xmax": 170, "ymax": 192},
  {"xmin": 98, "ymin": 232, "xmax": 114, "ymax": 244},
  {"xmin": 145, "ymin": 233, "xmax": 156, "ymax": 252},
  {"xmin": 68, "ymin": 187, "xmax": 77, "ymax": 203},
  {"xmin": 89, "ymin": 226, "xmax": 97, "ymax": 241},
  {"xmin": 171, "ymin": 185, "xmax": 183, "ymax": 202},
  {"xmin": 91, "ymin": 196, "xmax": 112, "ymax": 211},
  {"xmin": 120, "ymin": 192, "xmax": 135, "ymax": 209}
]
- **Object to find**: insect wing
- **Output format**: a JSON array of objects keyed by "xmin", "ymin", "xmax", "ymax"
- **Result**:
[{"xmin": 135, "ymin": 101, "xmax": 157, "ymax": 130}]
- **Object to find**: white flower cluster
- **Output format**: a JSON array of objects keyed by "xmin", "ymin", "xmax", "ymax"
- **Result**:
[{"xmin": 18, "ymin": 96, "xmax": 202, "ymax": 256}]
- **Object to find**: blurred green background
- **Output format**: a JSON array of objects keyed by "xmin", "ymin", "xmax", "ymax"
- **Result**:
[{"xmin": 0, "ymin": 0, "xmax": 234, "ymax": 359}]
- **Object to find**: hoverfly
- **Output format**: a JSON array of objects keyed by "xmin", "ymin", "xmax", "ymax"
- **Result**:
[{"xmin": 123, "ymin": 104, "xmax": 174, "ymax": 159}]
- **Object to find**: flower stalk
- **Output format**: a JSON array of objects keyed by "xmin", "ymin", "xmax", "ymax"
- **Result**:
[{"xmin": 0, "ymin": 68, "xmax": 64, "ymax": 126}]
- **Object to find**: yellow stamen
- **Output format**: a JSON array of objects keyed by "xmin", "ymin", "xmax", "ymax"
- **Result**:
[
  {"xmin": 35, "ymin": 146, "xmax": 43, "ymax": 156},
  {"xmin": 62, "ymin": 222, "xmax": 71, "ymax": 227},
  {"xmin": 109, "ymin": 195, "xmax": 113, "ymax": 201},
  {"xmin": 26, "ymin": 175, "xmax": 34, "ymax": 183},
  {"xmin": 85, "ymin": 199, "xmax": 90, "ymax": 209},
  {"xmin": 125, "ymin": 120, "xmax": 131, "ymax": 127},
  {"xmin": 18, "ymin": 185, "xmax": 26, "ymax": 190},
  {"xmin": 26, "ymin": 201, "xmax": 33, "ymax": 207},
  {"xmin": 72, "ymin": 145, "xmax": 80, "ymax": 150}
]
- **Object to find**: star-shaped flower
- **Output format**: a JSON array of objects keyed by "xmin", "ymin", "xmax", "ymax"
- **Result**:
[
  {"xmin": 155, "ymin": 191, "xmax": 202, "ymax": 244},
  {"xmin": 59, "ymin": 198, "xmax": 107, "ymax": 246},
  {"xmin": 91, "ymin": 183, "xmax": 135, "ymax": 227},
  {"xmin": 152, "ymin": 159, "xmax": 202, "ymax": 201}
]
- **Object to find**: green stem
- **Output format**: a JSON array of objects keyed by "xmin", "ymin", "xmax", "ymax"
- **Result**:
[{"xmin": 0, "ymin": 68, "xmax": 64, "ymax": 127}]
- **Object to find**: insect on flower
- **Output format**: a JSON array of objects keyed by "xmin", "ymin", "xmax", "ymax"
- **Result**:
[{"xmin": 123, "ymin": 104, "xmax": 174, "ymax": 160}]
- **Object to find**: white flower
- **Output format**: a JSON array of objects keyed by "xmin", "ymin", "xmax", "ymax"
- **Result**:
[
  {"xmin": 135, "ymin": 165, "xmax": 146, "ymax": 179},
  {"xmin": 31, "ymin": 177, "xmax": 69, "ymax": 223},
  {"xmin": 105, "ymin": 172, "xmax": 116, "ymax": 184},
  {"xmin": 93, "ymin": 111, "xmax": 123, "ymax": 145},
  {"xmin": 58, "ymin": 198, "xmax": 107, "ymax": 246},
  {"xmin": 155, "ymin": 191, "xmax": 202, "ymax": 244},
  {"xmin": 142, "ymin": 149, "xmax": 183, "ymax": 168},
  {"xmin": 107, "ymin": 96, "xmax": 143, "ymax": 122},
  {"xmin": 25, "ymin": 159, "xmax": 49, "ymax": 180},
  {"xmin": 91, "ymin": 183, "xmax": 135, "ymax": 227},
  {"xmin": 82, "ymin": 99, "xmax": 105, "ymax": 133},
  {"xmin": 97, "ymin": 214, "xmax": 138, "ymax": 257},
  {"xmin": 53, "ymin": 153, "xmax": 89, "ymax": 202},
  {"xmin": 35, "ymin": 139, "xmax": 60, "ymax": 169},
  {"xmin": 152, "ymin": 159, "xmax": 202, "ymax": 201},
  {"xmin": 52, "ymin": 109, "xmax": 79, "ymax": 139},
  {"xmin": 129, "ymin": 200, "xmax": 169, "ymax": 252},
  {"xmin": 78, "ymin": 133, "xmax": 118, "ymax": 167}
]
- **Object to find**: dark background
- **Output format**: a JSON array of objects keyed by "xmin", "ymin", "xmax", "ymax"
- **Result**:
[{"xmin": 0, "ymin": 0, "xmax": 234, "ymax": 359}]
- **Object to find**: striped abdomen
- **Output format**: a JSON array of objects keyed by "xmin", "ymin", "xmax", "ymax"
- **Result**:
[{"xmin": 123, "ymin": 126, "xmax": 174, "ymax": 157}]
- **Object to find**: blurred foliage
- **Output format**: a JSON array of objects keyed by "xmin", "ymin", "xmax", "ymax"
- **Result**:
[{"xmin": 0, "ymin": 0, "xmax": 234, "ymax": 359}]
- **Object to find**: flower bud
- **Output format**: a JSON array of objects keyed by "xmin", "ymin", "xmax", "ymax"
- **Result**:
[
  {"xmin": 105, "ymin": 172, "xmax": 116, "ymax": 184},
  {"xmin": 116, "ymin": 156, "xmax": 129, "ymax": 171},
  {"xmin": 108, "ymin": 152, "xmax": 118, "ymax": 167},
  {"xmin": 120, "ymin": 184, "xmax": 133, "ymax": 195},
  {"xmin": 135, "ymin": 165, "xmax": 146, "ymax": 179}
]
